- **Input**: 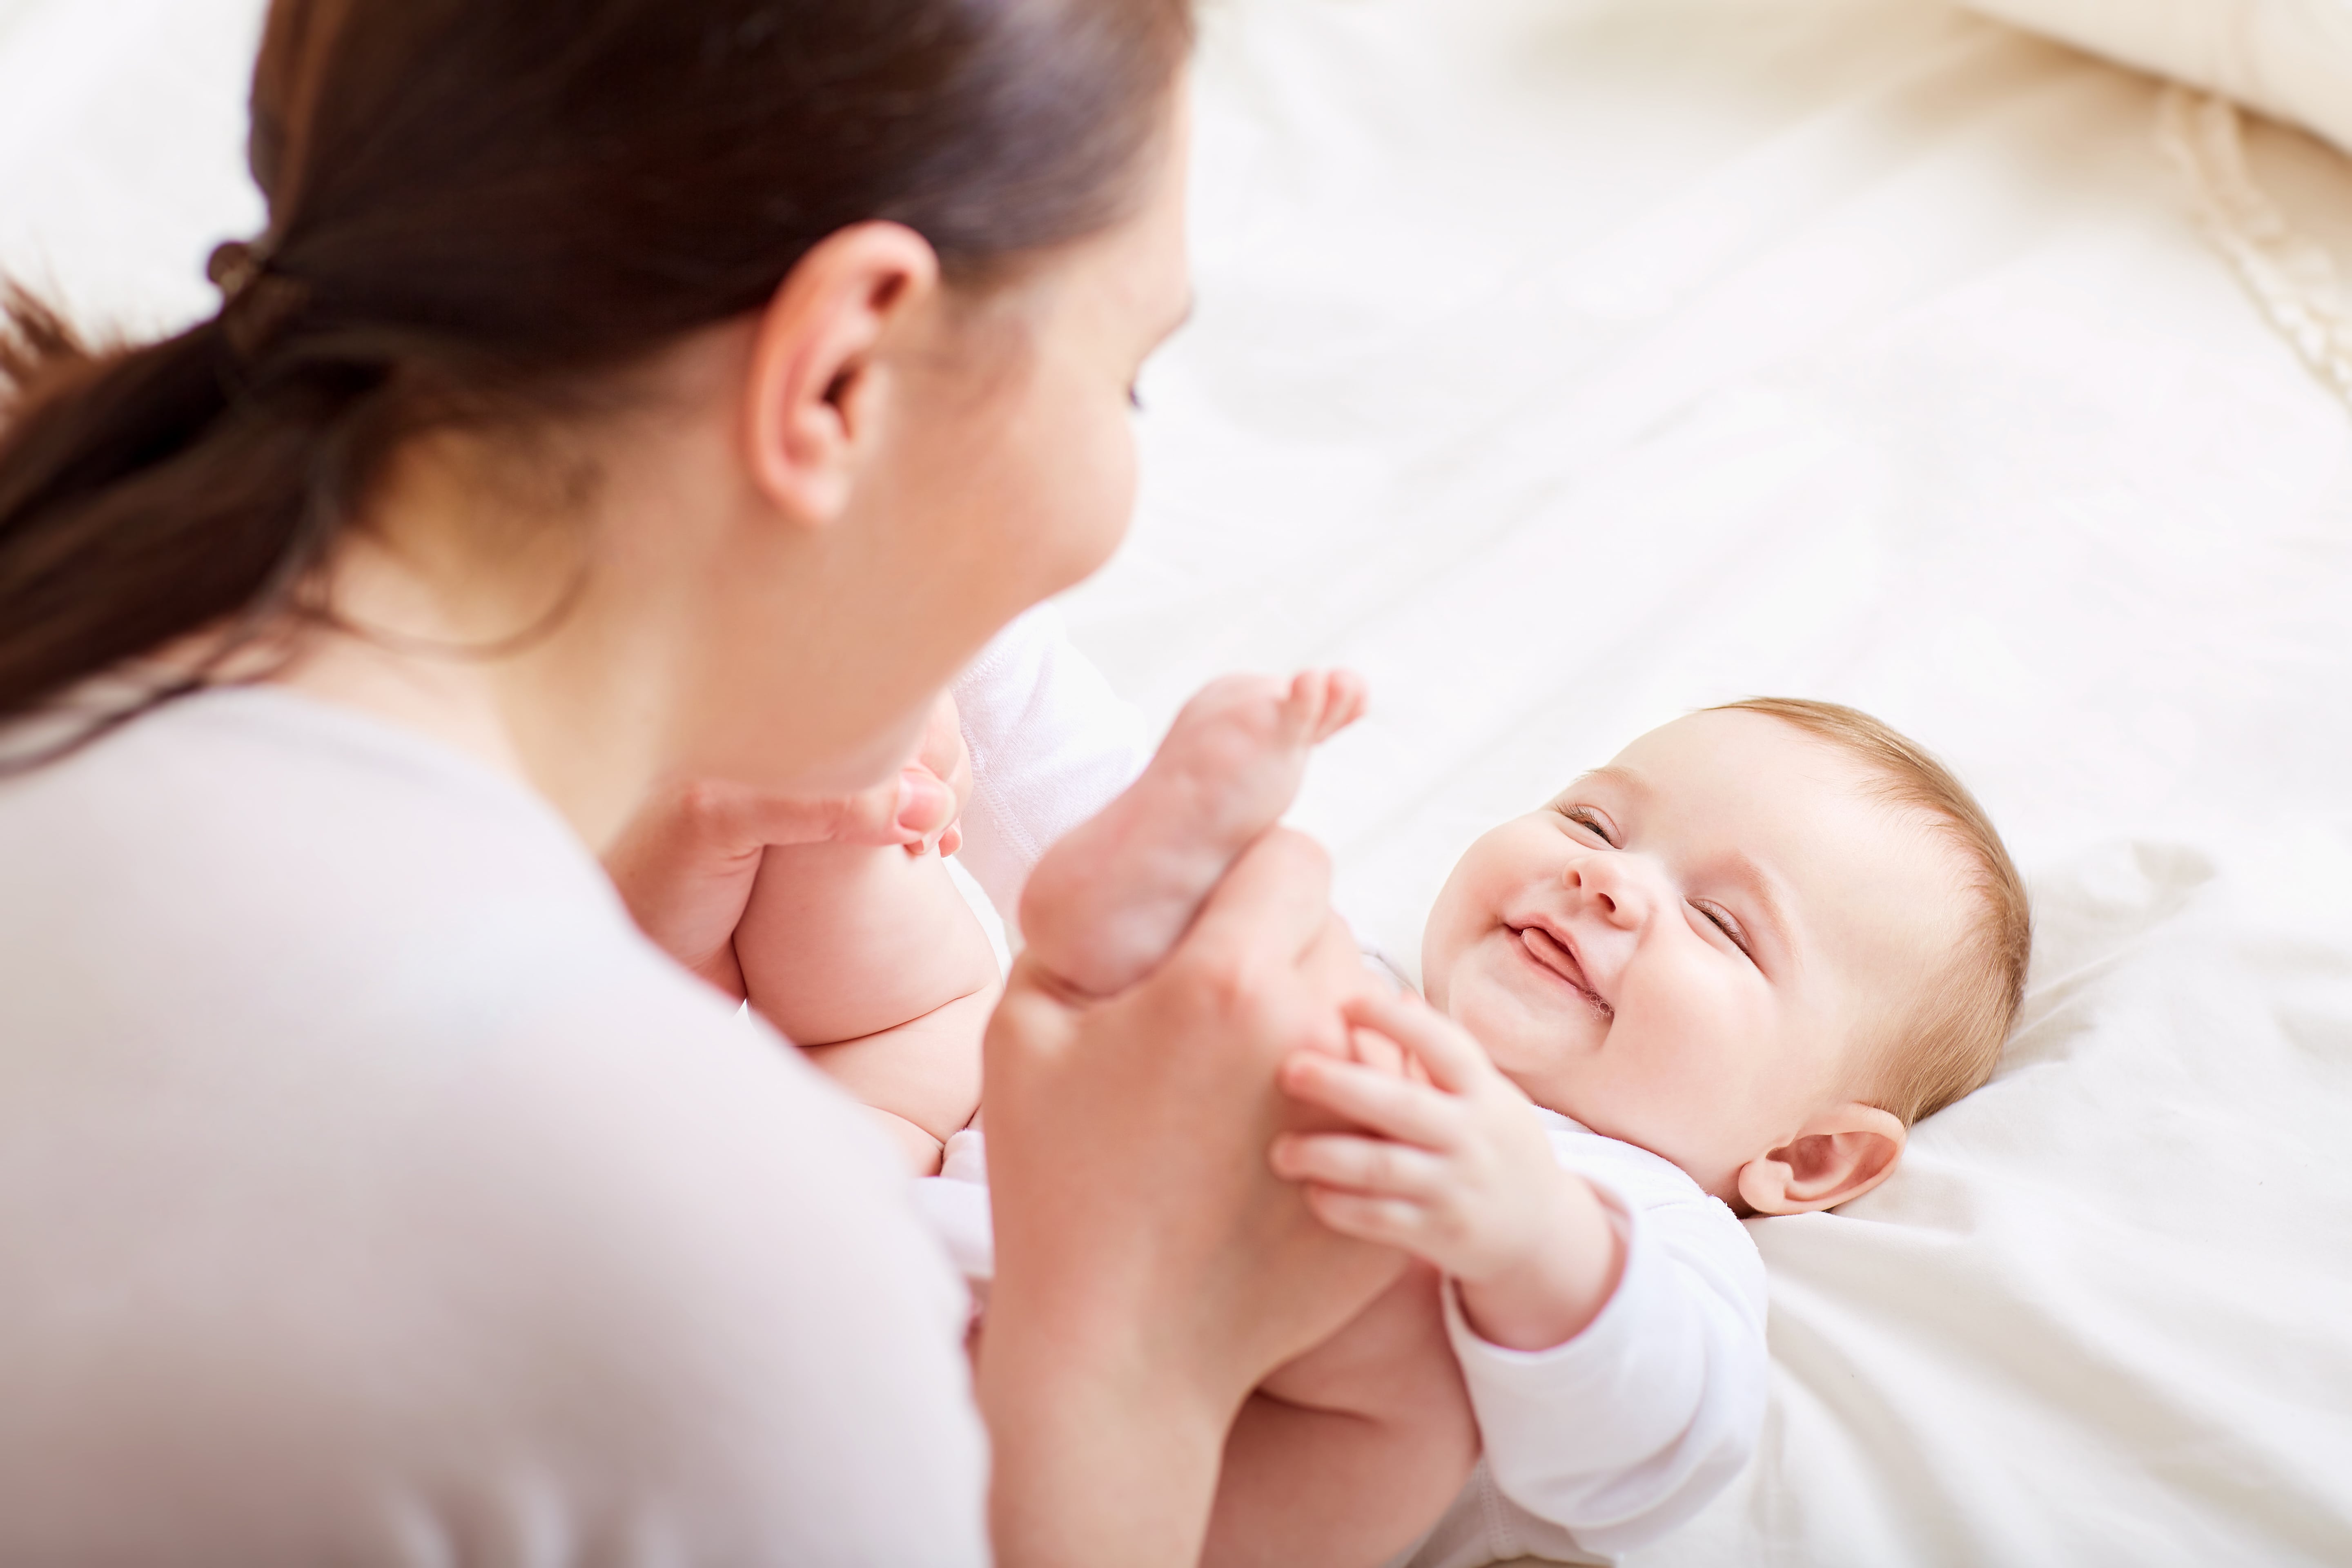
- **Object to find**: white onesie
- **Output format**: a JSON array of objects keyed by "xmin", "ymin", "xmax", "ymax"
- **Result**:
[{"xmin": 935, "ymin": 608, "xmax": 1768, "ymax": 1565}]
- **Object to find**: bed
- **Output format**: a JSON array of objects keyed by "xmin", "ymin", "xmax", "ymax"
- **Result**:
[{"xmin": 9, "ymin": 0, "xmax": 2350, "ymax": 1561}]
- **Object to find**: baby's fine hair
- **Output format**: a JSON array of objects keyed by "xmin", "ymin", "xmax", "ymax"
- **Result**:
[{"xmin": 1709, "ymin": 697, "xmax": 2031, "ymax": 1125}]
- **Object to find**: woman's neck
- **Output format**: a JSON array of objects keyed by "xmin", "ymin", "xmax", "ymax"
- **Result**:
[{"xmin": 270, "ymin": 425, "xmax": 693, "ymax": 851}]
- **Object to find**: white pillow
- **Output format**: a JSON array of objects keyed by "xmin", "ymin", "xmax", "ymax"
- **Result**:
[{"xmin": 1967, "ymin": 0, "xmax": 2352, "ymax": 152}]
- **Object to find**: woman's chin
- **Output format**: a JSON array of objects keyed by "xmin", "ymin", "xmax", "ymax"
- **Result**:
[{"xmin": 730, "ymin": 704, "xmax": 930, "ymax": 797}]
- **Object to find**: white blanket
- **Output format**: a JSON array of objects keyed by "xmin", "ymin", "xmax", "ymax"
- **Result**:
[
  {"xmin": 10, "ymin": 0, "xmax": 2352, "ymax": 1561},
  {"xmin": 1069, "ymin": 0, "xmax": 2352, "ymax": 1560}
]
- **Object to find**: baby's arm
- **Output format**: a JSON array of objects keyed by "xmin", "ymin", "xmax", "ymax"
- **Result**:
[
  {"xmin": 1271, "ymin": 990, "xmax": 1768, "ymax": 1557},
  {"xmin": 735, "ymin": 699, "xmax": 1001, "ymax": 1175}
]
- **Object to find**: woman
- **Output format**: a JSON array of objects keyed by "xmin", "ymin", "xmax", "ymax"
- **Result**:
[{"xmin": 0, "ymin": 1, "xmax": 1398, "ymax": 1561}]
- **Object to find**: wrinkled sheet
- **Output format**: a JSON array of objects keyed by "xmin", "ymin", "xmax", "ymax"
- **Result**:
[
  {"xmin": 9, "ymin": 0, "xmax": 2352, "ymax": 1562},
  {"xmin": 1087, "ymin": 2, "xmax": 2352, "ymax": 1562}
]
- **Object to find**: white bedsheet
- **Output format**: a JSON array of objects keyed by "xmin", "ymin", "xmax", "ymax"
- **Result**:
[{"xmin": 8, "ymin": 0, "xmax": 2351, "ymax": 1562}]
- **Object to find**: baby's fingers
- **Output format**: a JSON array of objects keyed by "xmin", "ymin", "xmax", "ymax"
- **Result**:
[
  {"xmin": 1270, "ymin": 1131, "xmax": 1448, "ymax": 1200},
  {"xmin": 1301, "ymin": 1187, "xmax": 1430, "ymax": 1254},
  {"xmin": 1279, "ymin": 1052, "xmax": 1458, "ymax": 1149},
  {"xmin": 1341, "ymin": 991, "xmax": 1492, "ymax": 1096}
]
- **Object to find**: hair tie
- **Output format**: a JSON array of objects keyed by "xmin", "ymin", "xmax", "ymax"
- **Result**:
[{"xmin": 207, "ymin": 237, "xmax": 310, "ymax": 362}]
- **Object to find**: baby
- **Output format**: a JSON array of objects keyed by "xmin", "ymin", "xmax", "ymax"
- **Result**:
[{"xmin": 736, "ymin": 680, "xmax": 2030, "ymax": 1565}]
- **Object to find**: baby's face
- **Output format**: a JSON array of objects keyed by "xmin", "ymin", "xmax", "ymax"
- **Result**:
[{"xmin": 1421, "ymin": 710, "xmax": 1967, "ymax": 1202}]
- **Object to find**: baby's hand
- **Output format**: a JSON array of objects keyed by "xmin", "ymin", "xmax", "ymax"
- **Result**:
[{"xmin": 1271, "ymin": 991, "xmax": 1624, "ymax": 1352}]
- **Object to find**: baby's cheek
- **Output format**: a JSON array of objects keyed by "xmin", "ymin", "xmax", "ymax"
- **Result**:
[
  {"xmin": 1446, "ymin": 982, "xmax": 1553, "ymax": 1091},
  {"xmin": 1639, "ymin": 976, "xmax": 1767, "ymax": 1108},
  {"xmin": 1418, "ymin": 931, "xmax": 1460, "ymax": 1010}
]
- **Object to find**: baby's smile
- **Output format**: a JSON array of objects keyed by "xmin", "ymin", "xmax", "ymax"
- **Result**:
[{"xmin": 1505, "ymin": 918, "xmax": 1614, "ymax": 1021}]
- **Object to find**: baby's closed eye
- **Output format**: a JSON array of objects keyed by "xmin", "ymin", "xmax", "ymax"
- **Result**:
[
  {"xmin": 1555, "ymin": 804, "xmax": 1617, "ymax": 845},
  {"xmin": 1688, "ymin": 898, "xmax": 1753, "ymax": 958}
]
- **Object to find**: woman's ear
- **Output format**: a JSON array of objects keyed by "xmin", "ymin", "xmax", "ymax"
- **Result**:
[
  {"xmin": 744, "ymin": 220, "xmax": 941, "ymax": 528},
  {"xmin": 1736, "ymin": 1103, "xmax": 1907, "ymax": 1216}
]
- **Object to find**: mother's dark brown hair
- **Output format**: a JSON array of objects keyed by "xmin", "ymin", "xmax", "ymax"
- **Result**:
[{"xmin": 0, "ymin": 0, "xmax": 1191, "ymax": 764}]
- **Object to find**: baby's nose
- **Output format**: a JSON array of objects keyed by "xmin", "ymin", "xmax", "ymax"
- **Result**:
[{"xmin": 1567, "ymin": 853, "xmax": 1657, "ymax": 926}]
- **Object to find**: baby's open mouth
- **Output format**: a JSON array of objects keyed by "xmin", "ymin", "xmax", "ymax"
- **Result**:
[{"xmin": 1513, "ymin": 924, "xmax": 1613, "ymax": 1019}]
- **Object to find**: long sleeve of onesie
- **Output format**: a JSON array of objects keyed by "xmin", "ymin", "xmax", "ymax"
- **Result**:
[{"xmin": 1403, "ymin": 1109, "xmax": 1768, "ymax": 1567}]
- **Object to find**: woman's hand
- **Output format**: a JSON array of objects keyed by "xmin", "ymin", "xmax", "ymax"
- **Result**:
[
  {"xmin": 906, "ymin": 691, "xmax": 975, "ymax": 857},
  {"xmin": 603, "ymin": 693, "xmax": 971, "ymax": 998},
  {"xmin": 977, "ymin": 827, "xmax": 1406, "ymax": 1568},
  {"xmin": 1272, "ymin": 991, "xmax": 1625, "ymax": 1354}
]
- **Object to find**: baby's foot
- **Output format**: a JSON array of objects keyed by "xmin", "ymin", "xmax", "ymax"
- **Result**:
[{"xmin": 1021, "ymin": 670, "xmax": 1366, "ymax": 997}]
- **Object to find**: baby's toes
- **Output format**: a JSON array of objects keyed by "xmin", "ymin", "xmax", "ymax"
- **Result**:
[
  {"xmin": 1290, "ymin": 668, "xmax": 1368, "ymax": 745},
  {"xmin": 1156, "ymin": 674, "xmax": 1302, "ymax": 781},
  {"xmin": 1322, "ymin": 669, "xmax": 1368, "ymax": 737}
]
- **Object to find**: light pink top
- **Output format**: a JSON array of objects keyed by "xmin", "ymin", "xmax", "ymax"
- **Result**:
[{"xmin": 0, "ymin": 688, "xmax": 988, "ymax": 1565}]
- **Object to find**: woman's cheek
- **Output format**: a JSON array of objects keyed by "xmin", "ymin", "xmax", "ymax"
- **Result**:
[
  {"xmin": 1079, "ymin": 413, "xmax": 1139, "ymax": 577},
  {"xmin": 1029, "ymin": 402, "xmax": 1136, "ymax": 599}
]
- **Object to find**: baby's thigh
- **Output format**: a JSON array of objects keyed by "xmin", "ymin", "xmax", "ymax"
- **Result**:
[
  {"xmin": 1216, "ymin": 1262, "xmax": 1479, "ymax": 1567},
  {"xmin": 1259, "ymin": 1260, "xmax": 1468, "ymax": 1426}
]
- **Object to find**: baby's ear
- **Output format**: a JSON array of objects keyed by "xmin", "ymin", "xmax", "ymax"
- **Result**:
[{"xmin": 1737, "ymin": 1104, "xmax": 1907, "ymax": 1216}]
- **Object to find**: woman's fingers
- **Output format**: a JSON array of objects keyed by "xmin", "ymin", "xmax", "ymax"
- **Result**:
[
  {"xmin": 1270, "ymin": 1131, "xmax": 1446, "ymax": 1199},
  {"xmin": 632, "ymin": 772, "xmax": 937, "ymax": 863},
  {"xmin": 1182, "ymin": 827, "xmax": 1334, "ymax": 973},
  {"xmin": 1279, "ymin": 1051, "xmax": 1459, "ymax": 1150},
  {"xmin": 916, "ymin": 692, "xmax": 974, "ymax": 816},
  {"xmin": 601, "ymin": 769, "xmax": 958, "ymax": 998},
  {"xmin": 1341, "ymin": 990, "xmax": 1491, "ymax": 1096},
  {"xmin": 732, "ymin": 769, "xmax": 948, "ymax": 848}
]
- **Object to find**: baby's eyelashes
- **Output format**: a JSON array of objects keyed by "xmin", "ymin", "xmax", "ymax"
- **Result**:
[
  {"xmin": 1555, "ymin": 804, "xmax": 1617, "ymax": 846},
  {"xmin": 1688, "ymin": 898, "xmax": 1755, "ymax": 960}
]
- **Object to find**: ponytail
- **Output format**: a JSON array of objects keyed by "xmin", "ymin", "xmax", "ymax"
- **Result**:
[{"xmin": 0, "ymin": 287, "xmax": 385, "ymax": 766}]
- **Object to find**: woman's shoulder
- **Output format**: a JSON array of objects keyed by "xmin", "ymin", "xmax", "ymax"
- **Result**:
[
  {"xmin": 0, "ymin": 684, "xmax": 617, "ymax": 937},
  {"xmin": 0, "ymin": 685, "xmax": 694, "ymax": 1075}
]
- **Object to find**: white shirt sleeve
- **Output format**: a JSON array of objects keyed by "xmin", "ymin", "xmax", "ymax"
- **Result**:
[
  {"xmin": 1438, "ymin": 1114, "xmax": 1768, "ymax": 1558},
  {"xmin": 949, "ymin": 602, "xmax": 1151, "ymax": 935}
]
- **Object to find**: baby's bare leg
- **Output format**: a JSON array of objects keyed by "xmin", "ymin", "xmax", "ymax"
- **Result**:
[
  {"xmin": 1021, "ymin": 670, "xmax": 1364, "ymax": 997},
  {"xmin": 1204, "ymin": 1263, "xmax": 1480, "ymax": 1568},
  {"xmin": 737, "ymin": 840, "xmax": 1001, "ymax": 1173}
]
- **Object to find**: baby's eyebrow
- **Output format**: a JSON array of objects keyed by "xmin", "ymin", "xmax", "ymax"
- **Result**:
[{"xmin": 1568, "ymin": 764, "xmax": 1650, "ymax": 800}]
